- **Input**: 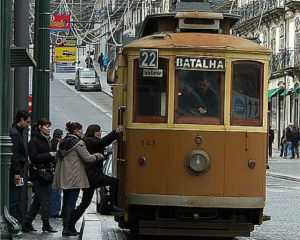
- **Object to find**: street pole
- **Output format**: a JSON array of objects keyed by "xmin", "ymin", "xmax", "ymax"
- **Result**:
[
  {"xmin": 32, "ymin": 0, "xmax": 50, "ymax": 123},
  {"xmin": 0, "ymin": 0, "xmax": 21, "ymax": 238},
  {"xmin": 14, "ymin": 0, "xmax": 30, "ymax": 221}
]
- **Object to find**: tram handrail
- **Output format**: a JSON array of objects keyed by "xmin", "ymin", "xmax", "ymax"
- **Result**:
[{"xmin": 117, "ymin": 106, "xmax": 127, "ymax": 162}]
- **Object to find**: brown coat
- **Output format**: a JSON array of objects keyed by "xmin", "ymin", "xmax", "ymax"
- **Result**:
[{"xmin": 52, "ymin": 137, "xmax": 101, "ymax": 190}]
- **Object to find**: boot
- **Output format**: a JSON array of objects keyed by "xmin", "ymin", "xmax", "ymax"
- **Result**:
[
  {"xmin": 110, "ymin": 204, "xmax": 125, "ymax": 212},
  {"xmin": 67, "ymin": 225, "xmax": 80, "ymax": 236},
  {"xmin": 22, "ymin": 219, "xmax": 37, "ymax": 232},
  {"xmin": 67, "ymin": 211, "xmax": 80, "ymax": 236},
  {"xmin": 62, "ymin": 213, "xmax": 69, "ymax": 236},
  {"xmin": 42, "ymin": 220, "xmax": 57, "ymax": 233},
  {"xmin": 62, "ymin": 212, "xmax": 78, "ymax": 236}
]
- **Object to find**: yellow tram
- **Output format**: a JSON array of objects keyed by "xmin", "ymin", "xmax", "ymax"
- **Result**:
[{"xmin": 108, "ymin": 6, "xmax": 272, "ymax": 238}]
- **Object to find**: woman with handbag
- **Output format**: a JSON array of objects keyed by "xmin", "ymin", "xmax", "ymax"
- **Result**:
[
  {"xmin": 22, "ymin": 118, "xmax": 57, "ymax": 233},
  {"xmin": 67, "ymin": 124, "xmax": 124, "ymax": 234},
  {"xmin": 52, "ymin": 121, "xmax": 103, "ymax": 236}
]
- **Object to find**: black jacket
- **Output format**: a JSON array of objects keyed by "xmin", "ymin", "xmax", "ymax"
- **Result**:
[
  {"xmin": 28, "ymin": 131, "xmax": 55, "ymax": 171},
  {"xmin": 9, "ymin": 123, "xmax": 27, "ymax": 176},
  {"xmin": 291, "ymin": 129, "xmax": 300, "ymax": 145},
  {"xmin": 51, "ymin": 137, "xmax": 60, "ymax": 152},
  {"xmin": 83, "ymin": 130, "xmax": 118, "ymax": 180},
  {"xmin": 269, "ymin": 129, "xmax": 274, "ymax": 143}
]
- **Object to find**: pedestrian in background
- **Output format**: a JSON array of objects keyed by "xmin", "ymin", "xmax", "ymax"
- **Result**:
[
  {"xmin": 49, "ymin": 129, "xmax": 63, "ymax": 218},
  {"xmin": 103, "ymin": 55, "xmax": 109, "ymax": 71},
  {"xmin": 85, "ymin": 55, "xmax": 93, "ymax": 68},
  {"xmin": 98, "ymin": 53, "xmax": 104, "ymax": 71},
  {"xmin": 23, "ymin": 118, "xmax": 57, "ymax": 233},
  {"xmin": 283, "ymin": 123, "xmax": 293, "ymax": 159},
  {"xmin": 291, "ymin": 125, "xmax": 300, "ymax": 158},
  {"xmin": 52, "ymin": 121, "xmax": 103, "ymax": 236},
  {"xmin": 9, "ymin": 110, "xmax": 31, "ymax": 225},
  {"xmin": 269, "ymin": 126, "xmax": 274, "ymax": 158},
  {"xmin": 280, "ymin": 129, "xmax": 285, "ymax": 157},
  {"xmin": 68, "ymin": 124, "xmax": 124, "ymax": 233}
]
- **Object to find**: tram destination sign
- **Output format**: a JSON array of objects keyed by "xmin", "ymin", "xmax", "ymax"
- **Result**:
[{"xmin": 175, "ymin": 56, "xmax": 225, "ymax": 71}]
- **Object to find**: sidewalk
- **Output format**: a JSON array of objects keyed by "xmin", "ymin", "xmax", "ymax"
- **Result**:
[
  {"xmin": 13, "ymin": 192, "xmax": 105, "ymax": 240},
  {"xmin": 12, "ymin": 216, "xmax": 82, "ymax": 240},
  {"xmin": 91, "ymin": 60, "xmax": 113, "ymax": 98},
  {"xmin": 267, "ymin": 148, "xmax": 300, "ymax": 181}
]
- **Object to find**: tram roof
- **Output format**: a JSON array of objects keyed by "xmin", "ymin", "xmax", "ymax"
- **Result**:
[{"xmin": 124, "ymin": 33, "xmax": 272, "ymax": 55}]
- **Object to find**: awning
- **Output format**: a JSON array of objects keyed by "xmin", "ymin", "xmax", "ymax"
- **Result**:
[
  {"xmin": 268, "ymin": 87, "xmax": 282, "ymax": 101},
  {"xmin": 280, "ymin": 90, "xmax": 289, "ymax": 97},
  {"xmin": 10, "ymin": 47, "xmax": 37, "ymax": 67},
  {"xmin": 292, "ymin": 84, "xmax": 299, "ymax": 93}
]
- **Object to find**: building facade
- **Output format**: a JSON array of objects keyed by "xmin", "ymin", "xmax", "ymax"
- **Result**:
[
  {"xmin": 93, "ymin": 0, "xmax": 170, "ymax": 62},
  {"xmin": 226, "ymin": 0, "xmax": 300, "ymax": 148}
]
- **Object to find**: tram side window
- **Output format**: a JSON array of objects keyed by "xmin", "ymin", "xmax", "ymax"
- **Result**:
[
  {"xmin": 176, "ymin": 70, "xmax": 223, "ymax": 124},
  {"xmin": 134, "ymin": 58, "xmax": 168, "ymax": 123},
  {"xmin": 231, "ymin": 61, "xmax": 263, "ymax": 125}
]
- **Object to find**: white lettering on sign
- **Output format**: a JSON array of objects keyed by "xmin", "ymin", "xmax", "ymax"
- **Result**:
[
  {"xmin": 175, "ymin": 56, "xmax": 225, "ymax": 70},
  {"xmin": 139, "ymin": 49, "xmax": 158, "ymax": 68},
  {"xmin": 143, "ymin": 69, "xmax": 163, "ymax": 77}
]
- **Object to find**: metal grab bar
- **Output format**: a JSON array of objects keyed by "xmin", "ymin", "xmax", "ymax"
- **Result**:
[{"xmin": 117, "ymin": 106, "xmax": 127, "ymax": 161}]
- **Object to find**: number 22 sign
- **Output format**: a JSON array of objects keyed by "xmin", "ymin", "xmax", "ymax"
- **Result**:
[{"xmin": 139, "ymin": 49, "xmax": 158, "ymax": 69}]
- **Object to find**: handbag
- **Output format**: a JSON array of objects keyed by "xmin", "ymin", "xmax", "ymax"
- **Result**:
[
  {"xmin": 31, "ymin": 164, "xmax": 54, "ymax": 185},
  {"xmin": 282, "ymin": 137, "xmax": 287, "ymax": 144}
]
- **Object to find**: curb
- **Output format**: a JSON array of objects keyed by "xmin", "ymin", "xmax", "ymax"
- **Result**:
[
  {"xmin": 267, "ymin": 172, "xmax": 300, "ymax": 182},
  {"xmin": 101, "ymin": 88, "xmax": 113, "ymax": 98},
  {"xmin": 78, "ymin": 215, "xmax": 85, "ymax": 240}
]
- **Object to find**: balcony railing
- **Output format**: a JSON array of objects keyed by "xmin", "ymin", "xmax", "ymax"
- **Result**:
[
  {"xmin": 269, "ymin": 49, "xmax": 300, "ymax": 74},
  {"xmin": 234, "ymin": 0, "xmax": 283, "ymax": 23}
]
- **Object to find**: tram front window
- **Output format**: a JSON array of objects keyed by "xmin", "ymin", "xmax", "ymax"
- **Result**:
[
  {"xmin": 134, "ymin": 58, "xmax": 168, "ymax": 123},
  {"xmin": 176, "ymin": 70, "xmax": 223, "ymax": 124}
]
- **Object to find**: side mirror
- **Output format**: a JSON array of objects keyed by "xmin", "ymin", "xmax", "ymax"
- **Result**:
[
  {"xmin": 107, "ymin": 68, "xmax": 117, "ymax": 84},
  {"xmin": 107, "ymin": 59, "xmax": 117, "ymax": 84}
]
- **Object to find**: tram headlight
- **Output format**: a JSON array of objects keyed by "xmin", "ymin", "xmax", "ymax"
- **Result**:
[{"xmin": 185, "ymin": 150, "xmax": 211, "ymax": 176}]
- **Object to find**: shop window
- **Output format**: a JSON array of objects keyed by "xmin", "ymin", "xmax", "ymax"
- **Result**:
[{"xmin": 271, "ymin": 96, "xmax": 277, "ymax": 129}]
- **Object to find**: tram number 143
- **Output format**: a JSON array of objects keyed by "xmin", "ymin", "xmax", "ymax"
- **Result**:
[
  {"xmin": 141, "ymin": 139, "xmax": 156, "ymax": 147},
  {"xmin": 139, "ymin": 49, "xmax": 158, "ymax": 69}
]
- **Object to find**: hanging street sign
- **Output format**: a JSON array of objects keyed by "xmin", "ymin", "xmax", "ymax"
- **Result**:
[{"xmin": 50, "ymin": 15, "xmax": 70, "ymax": 32}]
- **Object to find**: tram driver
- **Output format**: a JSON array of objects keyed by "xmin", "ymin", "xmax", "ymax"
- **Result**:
[{"xmin": 178, "ymin": 71, "xmax": 219, "ymax": 117}]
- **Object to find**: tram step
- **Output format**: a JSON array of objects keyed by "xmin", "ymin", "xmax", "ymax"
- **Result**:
[
  {"xmin": 140, "ymin": 219, "xmax": 254, "ymax": 231},
  {"xmin": 139, "ymin": 227, "xmax": 250, "ymax": 237}
]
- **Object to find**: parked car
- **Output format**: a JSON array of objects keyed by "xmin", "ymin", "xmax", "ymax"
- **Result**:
[
  {"xmin": 74, "ymin": 68, "xmax": 101, "ymax": 91},
  {"xmin": 96, "ymin": 147, "xmax": 113, "ymax": 214},
  {"xmin": 66, "ymin": 78, "xmax": 75, "ymax": 84},
  {"xmin": 66, "ymin": 62, "xmax": 81, "ymax": 85}
]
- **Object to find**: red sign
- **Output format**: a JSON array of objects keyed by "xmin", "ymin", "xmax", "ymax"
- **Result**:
[
  {"xmin": 50, "ymin": 15, "xmax": 70, "ymax": 32},
  {"xmin": 28, "ymin": 95, "xmax": 32, "ymax": 113}
]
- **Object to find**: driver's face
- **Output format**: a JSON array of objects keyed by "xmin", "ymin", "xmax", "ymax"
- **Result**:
[{"xmin": 197, "ymin": 80, "xmax": 210, "ymax": 92}]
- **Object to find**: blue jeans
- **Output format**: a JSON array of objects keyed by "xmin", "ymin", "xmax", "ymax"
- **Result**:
[
  {"xmin": 62, "ymin": 189, "xmax": 80, "ymax": 218},
  {"xmin": 284, "ymin": 141, "xmax": 293, "ymax": 158},
  {"xmin": 49, "ymin": 187, "xmax": 61, "ymax": 216},
  {"xmin": 9, "ymin": 168, "xmax": 24, "ymax": 224}
]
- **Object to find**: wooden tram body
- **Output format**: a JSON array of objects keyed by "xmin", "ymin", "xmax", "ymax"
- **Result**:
[{"xmin": 109, "ymin": 9, "xmax": 271, "ymax": 238}]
